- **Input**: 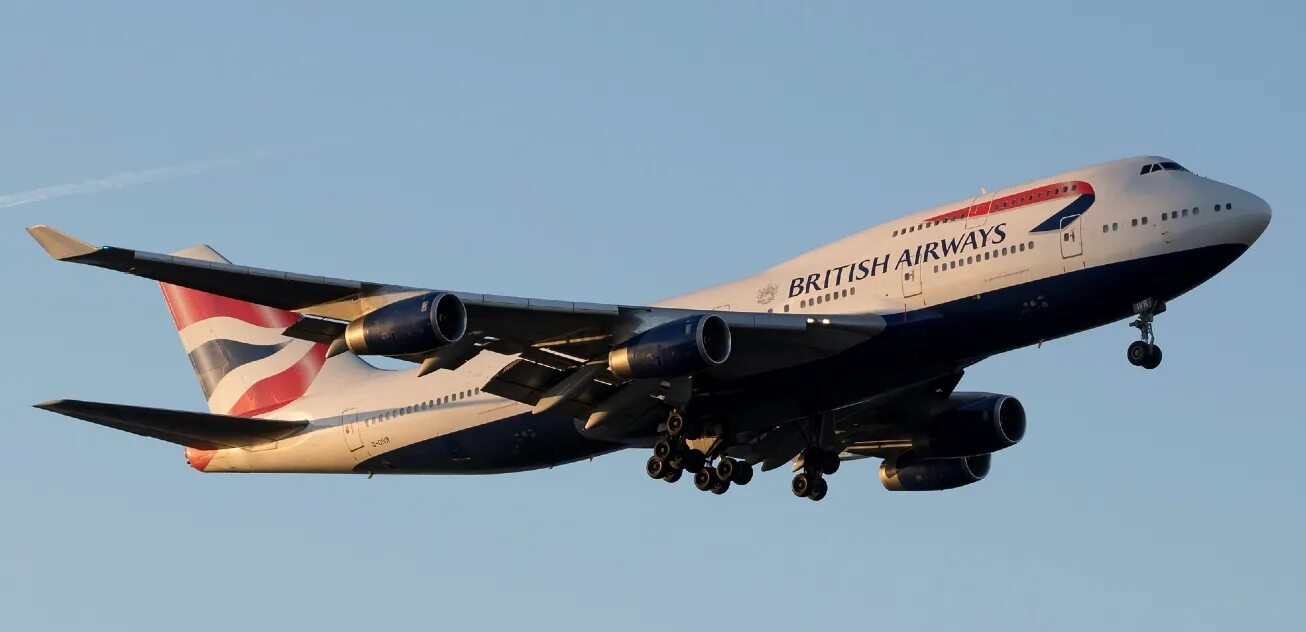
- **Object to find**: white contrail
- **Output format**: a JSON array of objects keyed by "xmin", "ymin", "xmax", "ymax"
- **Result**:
[{"xmin": 0, "ymin": 157, "xmax": 237, "ymax": 209}]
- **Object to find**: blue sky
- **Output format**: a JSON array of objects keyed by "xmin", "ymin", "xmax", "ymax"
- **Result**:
[{"xmin": 1, "ymin": 2, "xmax": 1302, "ymax": 630}]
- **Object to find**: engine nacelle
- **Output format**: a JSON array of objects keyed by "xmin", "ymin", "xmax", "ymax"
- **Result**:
[
  {"xmin": 913, "ymin": 393, "xmax": 1026, "ymax": 458},
  {"xmin": 880, "ymin": 453, "xmax": 990, "ymax": 492},
  {"xmin": 344, "ymin": 292, "xmax": 467, "ymax": 356},
  {"xmin": 608, "ymin": 314, "xmax": 731, "ymax": 380}
]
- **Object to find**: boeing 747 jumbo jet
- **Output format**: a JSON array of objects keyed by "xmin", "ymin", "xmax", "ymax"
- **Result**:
[{"xmin": 28, "ymin": 156, "xmax": 1270, "ymax": 501}]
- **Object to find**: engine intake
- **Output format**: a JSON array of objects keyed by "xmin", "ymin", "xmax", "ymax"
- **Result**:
[
  {"xmin": 609, "ymin": 314, "xmax": 731, "ymax": 380},
  {"xmin": 344, "ymin": 292, "xmax": 467, "ymax": 356},
  {"xmin": 880, "ymin": 453, "xmax": 990, "ymax": 492},
  {"xmin": 914, "ymin": 393, "xmax": 1026, "ymax": 458}
]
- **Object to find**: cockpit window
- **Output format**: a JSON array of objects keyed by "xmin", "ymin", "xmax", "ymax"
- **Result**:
[{"xmin": 1142, "ymin": 161, "xmax": 1189, "ymax": 175}]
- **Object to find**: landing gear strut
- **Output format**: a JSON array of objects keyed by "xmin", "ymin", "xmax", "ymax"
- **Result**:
[
  {"xmin": 1127, "ymin": 298, "xmax": 1166, "ymax": 370},
  {"xmin": 791, "ymin": 448, "xmax": 839, "ymax": 502},
  {"xmin": 645, "ymin": 409, "xmax": 753, "ymax": 494}
]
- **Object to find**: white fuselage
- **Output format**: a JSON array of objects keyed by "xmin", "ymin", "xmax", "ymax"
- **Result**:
[{"xmin": 194, "ymin": 155, "xmax": 1270, "ymax": 474}]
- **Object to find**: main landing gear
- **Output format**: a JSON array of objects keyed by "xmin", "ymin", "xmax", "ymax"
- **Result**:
[
  {"xmin": 791, "ymin": 447, "xmax": 840, "ymax": 502},
  {"xmin": 1127, "ymin": 298, "xmax": 1166, "ymax": 370},
  {"xmin": 645, "ymin": 410, "xmax": 754, "ymax": 495}
]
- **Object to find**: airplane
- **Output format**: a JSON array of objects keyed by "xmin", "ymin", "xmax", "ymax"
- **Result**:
[{"xmin": 26, "ymin": 155, "xmax": 1271, "ymax": 501}]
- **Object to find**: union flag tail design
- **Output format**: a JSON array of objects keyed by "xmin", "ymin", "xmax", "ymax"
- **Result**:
[{"xmin": 162, "ymin": 245, "xmax": 330, "ymax": 417}]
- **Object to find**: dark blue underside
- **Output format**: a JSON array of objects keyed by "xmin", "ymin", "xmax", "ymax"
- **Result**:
[{"xmin": 357, "ymin": 243, "xmax": 1248, "ymax": 474}]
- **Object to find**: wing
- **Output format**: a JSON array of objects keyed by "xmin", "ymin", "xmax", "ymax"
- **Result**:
[
  {"xmin": 28, "ymin": 225, "xmax": 885, "ymax": 375},
  {"xmin": 35, "ymin": 399, "xmax": 307, "ymax": 449}
]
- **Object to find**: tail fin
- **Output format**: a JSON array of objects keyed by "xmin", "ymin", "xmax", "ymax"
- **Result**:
[{"xmin": 162, "ymin": 245, "xmax": 329, "ymax": 417}]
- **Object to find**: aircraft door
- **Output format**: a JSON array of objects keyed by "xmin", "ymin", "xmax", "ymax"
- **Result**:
[
  {"xmin": 342, "ymin": 408, "xmax": 365, "ymax": 452},
  {"xmin": 1060, "ymin": 215, "xmax": 1083, "ymax": 258},
  {"xmin": 901, "ymin": 266, "xmax": 923, "ymax": 298},
  {"xmin": 966, "ymin": 192, "xmax": 996, "ymax": 228}
]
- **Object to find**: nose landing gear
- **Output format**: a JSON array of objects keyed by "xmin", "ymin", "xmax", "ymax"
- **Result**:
[{"xmin": 1127, "ymin": 298, "xmax": 1166, "ymax": 370}]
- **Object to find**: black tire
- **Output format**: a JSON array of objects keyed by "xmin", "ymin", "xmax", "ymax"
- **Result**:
[
  {"xmin": 646, "ymin": 456, "xmax": 666, "ymax": 480},
  {"xmin": 681, "ymin": 449, "xmax": 706, "ymax": 473},
  {"xmin": 653, "ymin": 438, "xmax": 674, "ymax": 460},
  {"xmin": 1127, "ymin": 340, "xmax": 1150, "ymax": 366},
  {"xmin": 666, "ymin": 412, "xmax": 686, "ymax": 438},
  {"xmin": 694, "ymin": 467, "xmax": 718, "ymax": 491},
  {"xmin": 792, "ymin": 472, "xmax": 813, "ymax": 498},
  {"xmin": 733, "ymin": 461, "xmax": 755, "ymax": 485},
  {"xmin": 1142, "ymin": 345, "xmax": 1163, "ymax": 370},
  {"xmin": 663, "ymin": 466, "xmax": 683, "ymax": 483},
  {"xmin": 808, "ymin": 477, "xmax": 828, "ymax": 501},
  {"xmin": 716, "ymin": 458, "xmax": 737, "ymax": 482},
  {"xmin": 822, "ymin": 452, "xmax": 840, "ymax": 475},
  {"xmin": 711, "ymin": 480, "xmax": 731, "ymax": 495}
]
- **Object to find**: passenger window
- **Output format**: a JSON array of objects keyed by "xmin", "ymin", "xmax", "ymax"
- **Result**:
[
  {"xmin": 967, "ymin": 256, "xmax": 973, "ymax": 264},
  {"xmin": 1103, "ymin": 225, "xmax": 1109, "ymax": 233},
  {"xmin": 893, "ymin": 230, "xmax": 898, "ymax": 237},
  {"xmin": 934, "ymin": 265, "xmax": 939, "ymax": 273},
  {"xmin": 1192, "ymin": 208, "xmax": 1198, "ymax": 216},
  {"xmin": 1071, "ymin": 184, "xmax": 1078, "ymax": 191},
  {"xmin": 849, "ymin": 287, "xmax": 856, "ymax": 296},
  {"xmin": 841, "ymin": 289, "xmax": 848, "ymax": 298},
  {"xmin": 1001, "ymin": 247, "xmax": 1008, "ymax": 255},
  {"xmin": 1028, "ymin": 241, "xmax": 1034, "ymax": 250},
  {"xmin": 1182, "ymin": 208, "xmax": 1188, "ymax": 217},
  {"xmin": 983, "ymin": 252, "xmax": 990, "ymax": 260},
  {"xmin": 1142, "ymin": 216, "xmax": 1148, "ymax": 225},
  {"xmin": 816, "ymin": 296, "xmax": 822, "ymax": 305},
  {"xmin": 1161, "ymin": 213, "xmax": 1168, "ymax": 221},
  {"xmin": 799, "ymin": 300, "xmax": 805, "ymax": 308},
  {"xmin": 1132, "ymin": 218, "xmax": 1138, "ymax": 227},
  {"xmin": 1113, "ymin": 223, "xmax": 1119, "ymax": 231},
  {"xmin": 1019, "ymin": 243, "xmax": 1026, "ymax": 252},
  {"xmin": 1225, "ymin": 203, "xmax": 1232, "ymax": 210},
  {"xmin": 783, "ymin": 304, "xmax": 790, "ymax": 312}
]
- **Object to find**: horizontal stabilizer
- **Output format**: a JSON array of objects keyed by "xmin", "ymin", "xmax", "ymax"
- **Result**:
[{"xmin": 34, "ymin": 399, "xmax": 308, "ymax": 449}]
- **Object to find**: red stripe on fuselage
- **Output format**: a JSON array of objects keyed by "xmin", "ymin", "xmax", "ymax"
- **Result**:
[
  {"xmin": 923, "ymin": 180, "xmax": 1095, "ymax": 224},
  {"xmin": 160, "ymin": 284, "xmax": 301, "ymax": 331},
  {"xmin": 226, "ymin": 343, "xmax": 329, "ymax": 418}
]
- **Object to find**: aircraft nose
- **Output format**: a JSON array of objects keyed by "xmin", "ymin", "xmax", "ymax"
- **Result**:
[{"xmin": 1226, "ymin": 188, "xmax": 1272, "ymax": 246}]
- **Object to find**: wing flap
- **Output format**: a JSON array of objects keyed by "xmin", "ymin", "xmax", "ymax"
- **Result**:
[{"xmin": 34, "ymin": 399, "xmax": 308, "ymax": 449}]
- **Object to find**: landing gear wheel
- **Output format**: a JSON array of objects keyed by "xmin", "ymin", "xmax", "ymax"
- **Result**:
[
  {"xmin": 646, "ymin": 456, "xmax": 667, "ymax": 480},
  {"xmin": 653, "ymin": 438, "xmax": 674, "ymax": 460},
  {"xmin": 792, "ymin": 472, "xmax": 816, "ymax": 498},
  {"xmin": 821, "ymin": 452, "xmax": 840, "ymax": 475},
  {"xmin": 680, "ymin": 449, "xmax": 706, "ymax": 473},
  {"xmin": 1141, "ymin": 345, "xmax": 1163, "ymax": 370},
  {"xmin": 711, "ymin": 480, "xmax": 731, "ymax": 495},
  {"xmin": 733, "ymin": 461, "xmax": 754, "ymax": 486},
  {"xmin": 662, "ymin": 466, "xmax": 683, "ymax": 483},
  {"xmin": 808, "ymin": 477, "xmax": 828, "ymax": 501},
  {"xmin": 694, "ymin": 467, "xmax": 719, "ymax": 492},
  {"xmin": 666, "ymin": 411, "xmax": 686, "ymax": 438},
  {"xmin": 1127, "ymin": 341, "xmax": 1151, "ymax": 366},
  {"xmin": 716, "ymin": 457, "xmax": 737, "ymax": 483}
]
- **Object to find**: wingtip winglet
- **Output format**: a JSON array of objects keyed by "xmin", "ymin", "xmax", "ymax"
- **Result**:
[{"xmin": 26, "ymin": 225, "xmax": 98, "ymax": 260}]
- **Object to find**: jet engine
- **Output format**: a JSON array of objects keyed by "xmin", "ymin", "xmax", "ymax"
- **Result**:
[
  {"xmin": 879, "ymin": 452, "xmax": 990, "ymax": 491},
  {"xmin": 344, "ymin": 292, "xmax": 467, "ymax": 356},
  {"xmin": 609, "ymin": 314, "xmax": 731, "ymax": 379},
  {"xmin": 913, "ymin": 393, "xmax": 1026, "ymax": 458}
]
